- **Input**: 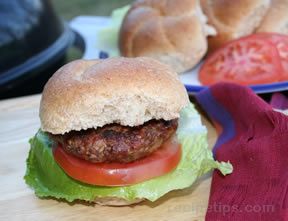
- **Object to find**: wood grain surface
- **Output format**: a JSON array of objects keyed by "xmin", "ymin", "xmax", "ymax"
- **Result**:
[{"xmin": 0, "ymin": 95, "xmax": 217, "ymax": 221}]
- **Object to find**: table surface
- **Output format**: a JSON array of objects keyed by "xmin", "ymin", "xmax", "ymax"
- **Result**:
[{"xmin": 0, "ymin": 95, "xmax": 217, "ymax": 221}]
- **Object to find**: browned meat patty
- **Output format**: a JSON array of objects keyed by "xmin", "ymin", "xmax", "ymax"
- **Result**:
[{"xmin": 51, "ymin": 119, "xmax": 178, "ymax": 163}]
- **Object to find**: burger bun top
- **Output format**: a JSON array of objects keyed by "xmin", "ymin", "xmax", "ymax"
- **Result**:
[{"xmin": 40, "ymin": 57, "xmax": 189, "ymax": 134}]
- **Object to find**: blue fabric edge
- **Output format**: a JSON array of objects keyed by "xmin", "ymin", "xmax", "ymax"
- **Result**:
[{"xmin": 196, "ymin": 88, "xmax": 236, "ymax": 154}]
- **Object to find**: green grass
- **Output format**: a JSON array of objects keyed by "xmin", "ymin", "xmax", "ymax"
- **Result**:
[{"xmin": 52, "ymin": 0, "xmax": 133, "ymax": 20}]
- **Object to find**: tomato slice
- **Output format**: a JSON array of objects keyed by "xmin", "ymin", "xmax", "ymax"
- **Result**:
[
  {"xmin": 199, "ymin": 35, "xmax": 283, "ymax": 85},
  {"xmin": 53, "ymin": 137, "xmax": 181, "ymax": 186},
  {"xmin": 252, "ymin": 33, "xmax": 288, "ymax": 81}
]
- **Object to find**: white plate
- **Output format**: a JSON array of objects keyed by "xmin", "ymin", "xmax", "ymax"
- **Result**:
[{"xmin": 70, "ymin": 16, "xmax": 288, "ymax": 94}]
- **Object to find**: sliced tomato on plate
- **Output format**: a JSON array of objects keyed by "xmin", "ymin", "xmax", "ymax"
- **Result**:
[
  {"xmin": 53, "ymin": 137, "xmax": 181, "ymax": 186},
  {"xmin": 253, "ymin": 33, "xmax": 288, "ymax": 81},
  {"xmin": 199, "ymin": 35, "xmax": 284, "ymax": 86}
]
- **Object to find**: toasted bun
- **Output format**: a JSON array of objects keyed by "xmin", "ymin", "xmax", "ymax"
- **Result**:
[
  {"xmin": 40, "ymin": 57, "xmax": 189, "ymax": 134},
  {"xmin": 94, "ymin": 197, "xmax": 144, "ymax": 206},
  {"xmin": 119, "ymin": 0, "xmax": 215, "ymax": 73},
  {"xmin": 201, "ymin": 0, "xmax": 271, "ymax": 52},
  {"xmin": 257, "ymin": 0, "xmax": 288, "ymax": 34}
]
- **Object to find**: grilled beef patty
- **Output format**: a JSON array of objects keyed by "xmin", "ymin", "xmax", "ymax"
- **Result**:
[{"xmin": 51, "ymin": 119, "xmax": 178, "ymax": 163}]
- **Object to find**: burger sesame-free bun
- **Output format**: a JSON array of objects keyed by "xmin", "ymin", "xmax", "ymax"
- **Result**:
[
  {"xmin": 119, "ymin": 0, "xmax": 216, "ymax": 73},
  {"xmin": 257, "ymin": 0, "xmax": 288, "ymax": 34},
  {"xmin": 201, "ymin": 0, "xmax": 271, "ymax": 52},
  {"xmin": 94, "ymin": 197, "xmax": 144, "ymax": 206},
  {"xmin": 40, "ymin": 57, "xmax": 189, "ymax": 134}
]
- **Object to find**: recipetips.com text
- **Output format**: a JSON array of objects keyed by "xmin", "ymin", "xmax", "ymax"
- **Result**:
[{"xmin": 168, "ymin": 202, "xmax": 275, "ymax": 216}]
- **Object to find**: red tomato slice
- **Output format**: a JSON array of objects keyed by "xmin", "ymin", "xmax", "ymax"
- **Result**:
[
  {"xmin": 53, "ymin": 137, "xmax": 181, "ymax": 186},
  {"xmin": 199, "ymin": 36, "xmax": 283, "ymax": 85},
  {"xmin": 252, "ymin": 33, "xmax": 288, "ymax": 81}
]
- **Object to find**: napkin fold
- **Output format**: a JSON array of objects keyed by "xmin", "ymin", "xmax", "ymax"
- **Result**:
[{"xmin": 196, "ymin": 83, "xmax": 288, "ymax": 221}]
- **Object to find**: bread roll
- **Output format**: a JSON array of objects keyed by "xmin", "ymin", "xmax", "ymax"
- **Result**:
[
  {"xmin": 119, "ymin": 0, "xmax": 215, "ymax": 73},
  {"xmin": 40, "ymin": 57, "xmax": 189, "ymax": 134},
  {"xmin": 257, "ymin": 0, "xmax": 288, "ymax": 34},
  {"xmin": 201, "ymin": 0, "xmax": 271, "ymax": 52}
]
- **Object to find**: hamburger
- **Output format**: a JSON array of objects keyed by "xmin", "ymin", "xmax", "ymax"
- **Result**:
[{"xmin": 25, "ymin": 57, "xmax": 232, "ymax": 206}]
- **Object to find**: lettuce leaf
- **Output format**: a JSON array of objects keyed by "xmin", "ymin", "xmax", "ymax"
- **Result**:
[
  {"xmin": 24, "ymin": 103, "xmax": 232, "ymax": 202},
  {"xmin": 97, "ymin": 5, "xmax": 130, "ymax": 57}
]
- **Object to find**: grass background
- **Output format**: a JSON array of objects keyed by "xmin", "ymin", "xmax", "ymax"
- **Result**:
[{"xmin": 52, "ymin": 0, "xmax": 133, "ymax": 20}]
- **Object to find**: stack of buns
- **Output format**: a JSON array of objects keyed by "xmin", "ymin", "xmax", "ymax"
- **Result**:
[
  {"xmin": 119, "ymin": 0, "xmax": 216, "ymax": 73},
  {"xmin": 119, "ymin": 0, "xmax": 288, "ymax": 72}
]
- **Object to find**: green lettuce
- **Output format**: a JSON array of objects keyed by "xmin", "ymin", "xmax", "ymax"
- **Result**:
[
  {"xmin": 97, "ymin": 5, "xmax": 130, "ymax": 57},
  {"xmin": 24, "ymin": 103, "xmax": 232, "ymax": 202}
]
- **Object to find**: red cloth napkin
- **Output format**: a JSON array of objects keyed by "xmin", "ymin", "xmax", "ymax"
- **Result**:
[{"xmin": 196, "ymin": 83, "xmax": 288, "ymax": 221}]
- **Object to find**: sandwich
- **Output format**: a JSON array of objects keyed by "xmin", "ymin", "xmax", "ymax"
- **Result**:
[{"xmin": 25, "ymin": 57, "xmax": 232, "ymax": 206}]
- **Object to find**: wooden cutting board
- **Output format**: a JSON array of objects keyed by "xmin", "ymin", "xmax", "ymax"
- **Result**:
[{"xmin": 0, "ymin": 95, "xmax": 217, "ymax": 221}]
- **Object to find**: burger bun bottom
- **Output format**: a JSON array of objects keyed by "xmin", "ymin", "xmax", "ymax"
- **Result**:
[{"xmin": 94, "ymin": 197, "xmax": 144, "ymax": 206}]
